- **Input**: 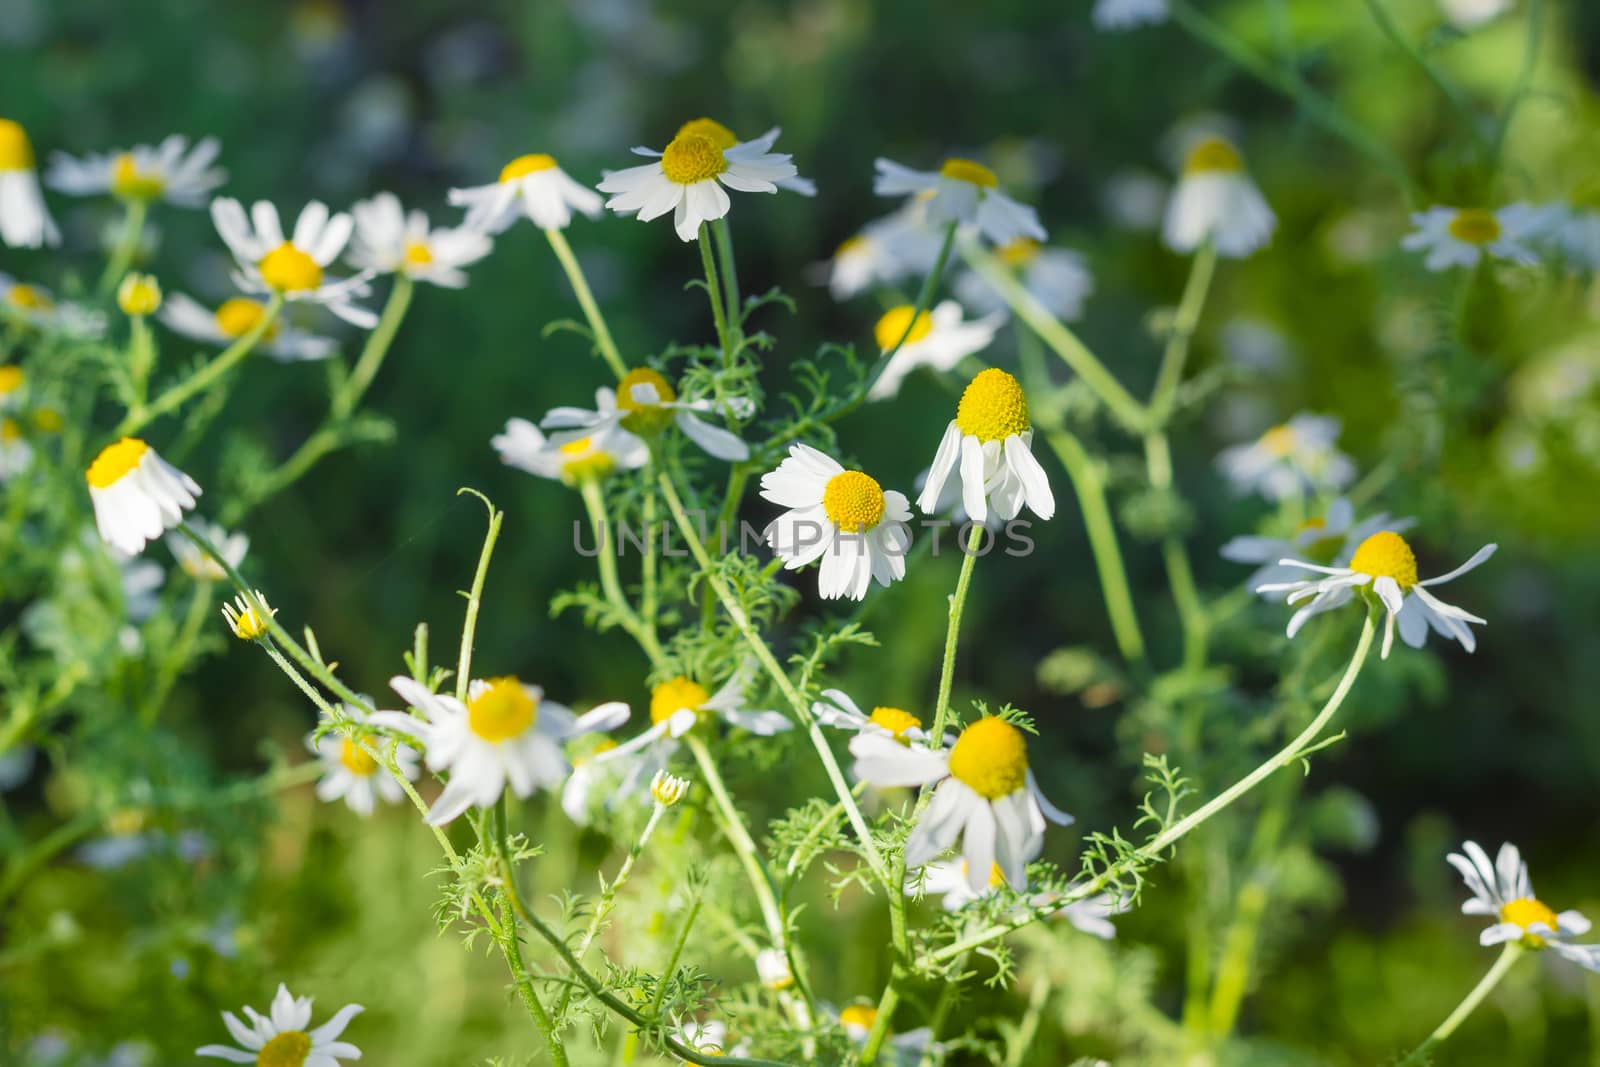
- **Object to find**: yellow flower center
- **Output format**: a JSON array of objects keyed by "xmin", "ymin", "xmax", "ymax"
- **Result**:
[
  {"xmin": 32, "ymin": 407, "xmax": 62, "ymax": 433},
  {"xmin": 1500, "ymin": 897, "xmax": 1560, "ymax": 945},
  {"xmin": 868, "ymin": 706, "xmax": 922, "ymax": 741},
  {"xmin": 0, "ymin": 119, "xmax": 35, "ymax": 171},
  {"xmin": 873, "ymin": 305, "xmax": 934, "ymax": 351},
  {"xmin": 839, "ymin": 1005, "xmax": 879, "ymax": 1031},
  {"xmin": 214, "ymin": 297, "xmax": 280, "ymax": 340},
  {"xmin": 954, "ymin": 368, "xmax": 1030, "ymax": 442},
  {"xmin": 0, "ymin": 365, "xmax": 21, "ymax": 394},
  {"xmin": 616, "ymin": 367, "xmax": 678, "ymax": 435},
  {"xmin": 822, "ymin": 470, "xmax": 887, "ymax": 533},
  {"xmin": 660, "ymin": 134, "xmax": 728, "ymax": 186},
  {"xmin": 558, "ymin": 436, "xmax": 616, "ymax": 481},
  {"xmin": 110, "ymin": 153, "xmax": 166, "ymax": 201},
  {"xmin": 1184, "ymin": 137, "xmax": 1245, "ymax": 175},
  {"xmin": 1448, "ymin": 208, "xmax": 1502, "ymax": 245},
  {"xmin": 947, "ymin": 716, "xmax": 1029, "ymax": 800},
  {"xmin": 403, "ymin": 241, "xmax": 434, "ymax": 267},
  {"xmin": 255, "ymin": 1030, "xmax": 312, "ymax": 1067},
  {"xmin": 0, "ymin": 418, "xmax": 18, "ymax": 442},
  {"xmin": 675, "ymin": 117, "xmax": 738, "ymax": 150},
  {"xmin": 650, "ymin": 677, "xmax": 710, "ymax": 726},
  {"xmin": 258, "ymin": 242, "xmax": 324, "ymax": 293},
  {"xmin": 86, "ymin": 437, "xmax": 149, "ymax": 489},
  {"xmin": 338, "ymin": 738, "xmax": 378, "ymax": 776},
  {"xmin": 1259, "ymin": 424, "xmax": 1297, "ymax": 457},
  {"xmin": 117, "ymin": 275, "xmax": 162, "ymax": 317},
  {"xmin": 996, "ymin": 237, "xmax": 1042, "ymax": 268},
  {"xmin": 9, "ymin": 285, "xmax": 52, "ymax": 310},
  {"xmin": 836, "ymin": 235, "xmax": 870, "ymax": 259},
  {"xmin": 1348, "ymin": 531, "xmax": 1419, "ymax": 590},
  {"xmin": 499, "ymin": 153, "xmax": 559, "ymax": 182},
  {"xmin": 467, "ymin": 678, "xmax": 538, "ymax": 743},
  {"xmin": 939, "ymin": 157, "xmax": 999, "ymax": 188}
]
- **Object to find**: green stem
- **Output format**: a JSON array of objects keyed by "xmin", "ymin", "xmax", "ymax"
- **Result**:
[
  {"xmin": 580, "ymin": 477, "xmax": 664, "ymax": 664},
  {"xmin": 857, "ymin": 981, "xmax": 902, "ymax": 1066},
  {"xmin": 1003, "ymin": 979, "xmax": 1052, "ymax": 1067},
  {"xmin": 685, "ymin": 735, "xmax": 787, "ymax": 945},
  {"xmin": 1145, "ymin": 432, "xmax": 1208, "ymax": 671},
  {"xmin": 544, "ymin": 226, "xmax": 627, "ymax": 381},
  {"xmin": 1488, "ymin": 0, "xmax": 1545, "ymax": 177},
  {"xmin": 1148, "ymin": 242, "xmax": 1217, "ymax": 427},
  {"xmin": 1206, "ymin": 778, "xmax": 1291, "ymax": 1039},
  {"xmin": 142, "ymin": 579, "xmax": 215, "ymax": 726},
  {"xmin": 699, "ymin": 225, "xmax": 734, "ymax": 367},
  {"xmin": 928, "ymin": 526, "xmax": 982, "ymax": 745},
  {"xmin": 453, "ymin": 490, "xmax": 503, "ymax": 703},
  {"xmin": 863, "ymin": 222, "xmax": 958, "ymax": 395},
  {"xmin": 1399, "ymin": 943, "xmax": 1524, "ymax": 1066},
  {"xmin": 713, "ymin": 217, "xmax": 742, "ymax": 337},
  {"xmin": 332, "ymin": 274, "xmax": 413, "ymax": 419},
  {"xmin": 1361, "ymin": 0, "xmax": 1489, "ymax": 159},
  {"xmin": 99, "ymin": 199, "xmax": 148, "ymax": 295}
]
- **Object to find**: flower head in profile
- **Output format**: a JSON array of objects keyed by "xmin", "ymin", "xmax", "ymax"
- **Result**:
[
  {"xmin": 649, "ymin": 769, "xmax": 690, "ymax": 808},
  {"xmin": 756, "ymin": 947, "xmax": 794, "ymax": 990},
  {"xmin": 954, "ymin": 238, "xmax": 1093, "ymax": 321},
  {"xmin": 307, "ymin": 704, "xmax": 421, "ymax": 817},
  {"xmin": 1449, "ymin": 840, "xmax": 1600, "ymax": 971},
  {"xmin": 869, "ymin": 300, "xmax": 1004, "ymax": 401},
  {"xmin": 1402, "ymin": 205, "xmax": 1541, "ymax": 272},
  {"xmin": 86, "ymin": 437, "xmax": 200, "ymax": 556},
  {"xmin": 1215, "ymin": 414, "xmax": 1355, "ymax": 502},
  {"xmin": 449, "ymin": 151, "xmax": 603, "ymax": 233},
  {"xmin": 493, "ymin": 404, "xmax": 647, "ymax": 486},
  {"xmin": 813, "ymin": 689, "xmax": 935, "ymax": 747},
  {"xmin": 853, "ymin": 715, "xmax": 1073, "ymax": 892},
  {"xmin": 1093, "ymin": 0, "xmax": 1170, "ymax": 30},
  {"xmin": 47, "ymin": 135, "xmax": 225, "ymax": 207},
  {"xmin": 222, "ymin": 590, "xmax": 276, "ymax": 641},
  {"xmin": 116, "ymin": 273, "xmax": 163, "ymax": 318},
  {"xmin": 874, "ymin": 155, "xmax": 1045, "ymax": 246},
  {"xmin": 541, "ymin": 369, "xmax": 750, "ymax": 462},
  {"xmin": 369, "ymin": 675, "xmax": 630, "ymax": 825},
  {"xmin": 0, "ymin": 118, "xmax": 59, "ymax": 247},
  {"xmin": 1163, "ymin": 135, "xmax": 1275, "ymax": 258},
  {"xmin": 820, "ymin": 205, "xmax": 944, "ymax": 301},
  {"xmin": 196, "ymin": 983, "xmax": 362, "ymax": 1065},
  {"xmin": 760, "ymin": 444, "xmax": 912, "ymax": 601},
  {"xmin": 166, "ymin": 519, "xmax": 249, "ymax": 581},
  {"xmin": 1258, "ymin": 530, "xmax": 1496, "ymax": 658},
  {"xmin": 210, "ymin": 198, "xmax": 376, "ymax": 327},
  {"xmin": 599, "ymin": 127, "xmax": 798, "ymax": 242},
  {"xmin": 348, "ymin": 192, "xmax": 492, "ymax": 287},
  {"xmin": 158, "ymin": 292, "xmax": 338, "ymax": 363},
  {"xmin": 0, "ymin": 275, "xmax": 105, "ymax": 337},
  {"xmin": 918, "ymin": 368, "xmax": 1054, "ymax": 524},
  {"xmin": 1221, "ymin": 498, "xmax": 1413, "ymax": 598}
]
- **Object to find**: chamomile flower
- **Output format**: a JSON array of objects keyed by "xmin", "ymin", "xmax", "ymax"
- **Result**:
[
  {"xmin": 821, "ymin": 205, "xmax": 944, "ymax": 300},
  {"xmin": 492, "ymin": 408, "xmax": 647, "ymax": 485},
  {"xmin": 908, "ymin": 861, "xmax": 1127, "ymax": 937},
  {"xmin": 0, "ymin": 418, "xmax": 31, "ymax": 482},
  {"xmin": 0, "ymin": 275, "xmax": 105, "ymax": 337},
  {"xmin": 672, "ymin": 117, "xmax": 816, "ymax": 196},
  {"xmin": 307, "ymin": 704, "xmax": 420, "ymax": 817},
  {"xmin": 347, "ymin": 192, "xmax": 492, "ymax": 287},
  {"xmin": 196, "ymin": 983, "xmax": 362, "ymax": 1065},
  {"xmin": 448, "ymin": 151, "xmax": 603, "ymax": 233},
  {"xmin": 1093, "ymin": 0, "xmax": 1170, "ymax": 30},
  {"xmin": 874, "ymin": 155, "xmax": 1045, "ymax": 246},
  {"xmin": 370, "ymin": 676, "xmax": 630, "ymax": 826},
  {"xmin": 756, "ymin": 947, "xmax": 795, "ymax": 990},
  {"xmin": 1448, "ymin": 840, "xmax": 1600, "ymax": 971},
  {"xmin": 1221, "ymin": 498, "xmax": 1413, "ymax": 597},
  {"xmin": 117, "ymin": 273, "xmax": 162, "ymax": 318},
  {"xmin": 1163, "ymin": 136, "xmax": 1276, "ymax": 258},
  {"xmin": 0, "ymin": 118, "xmax": 59, "ymax": 247},
  {"xmin": 86, "ymin": 438, "xmax": 200, "ymax": 556},
  {"xmin": 759, "ymin": 445, "xmax": 912, "ymax": 600},
  {"xmin": 812, "ymin": 689, "xmax": 934, "ymax": 746},
  {"xmin": 836, "ymin": 1005, "xmax": 935, "ymax": 1065},
  {"xmin": 1401, "ymin": 205, "xmax": 1541, "ymax": 271},
  {"xmin": 917, "ymin": 368, "xmax": 1055, "ymax": 524},
  {"xmin": 1215, "ymin": 413, "xmax": 1355, "ymax": 501},
  {"xmin": 46, "ymin": 135, "xmax": 225, "ymax": 207},
  {"xmin": 650, "ymin": 769, "xmax": 690, "ymax": 807},
  {"xmin": 221, "ymin": 590, "xmax": 275, "ymax": 641},
  {"xmin": 0, "ymin": 364, "xmax": 21, "ymax": 410},
  {"xmin": 1258, "ymin": 530, "xmax": 1497, "ymax": 658},
  {"xmin": 165, "ymin": 519, "xmax": 249, "ymax": 581},
  {"xmin": 158, "ymin": 292, "xmax": 338, "ymax": 363},
  {"xmin": 852, "ymin": 715, "xmax": 1073, "ymax": 892},
  {"xmin": 558, "ymin": 738, "xmax": 622, "ymax": 824},
  {"xmin": 954, "ymin": 238, "xmax": 1093, "ymax": 321},
  {"xmin": 209, "ymin": 198, "xmax": 376, "ymax": 327},
  {"xmin": 599, "ymin": 128, "xmax": 798, "ymax": 242},
  {"xmin": 868, "ymin": 300, "xmax": 1004, "ymax": 401},
  {"xmin": 541, "ymin": 368, "xmax": 750, "ymax": 461},
  {"xmin": 1531, "ymin": 201, "xmax": 1600, "ymax": 269}
]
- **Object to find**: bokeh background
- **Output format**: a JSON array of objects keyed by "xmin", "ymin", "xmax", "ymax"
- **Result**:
[{"xmin": 3, "ymin": 0, "xmax": 1600, "ymax": 1063}]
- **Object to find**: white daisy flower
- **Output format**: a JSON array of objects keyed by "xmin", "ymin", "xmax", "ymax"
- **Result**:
[
  {"xmin": 852, "ymin": 715, "xmax": 1073, "ymax": 892},
  {"xmin": 836, "ymin": 1005, "xmax": 935, "ymax": 1065},
  {"xmin": 369, "ymin": 675, "xmax": 630, "ymax": 826},
  {"xmin": 448, "ymin": 151, "xmax": 603, "ymax": 233},
  {"xmin": 307, "ymin": 703, "xmax": 421, "ymax": 816},
  {"xmin": 759, "ymin": 444, "xmax": 912, "ymax": 600},
  {"xmin": 954, "ymin": 238, "xmax": 1092, "ymax": 321},
  {"xmin": 541, "ymin": 368, "xmax": 750, "ymax": 462},
  {"xmin": 0, "ymin": 275, "xmax": 105, "ymax": 337},
  {"xmin": 917, "ymin": 368, "xmax": 1055, "ymax": 524},
  {"xmin": 158, "ymin": 292, "xmax": 339, "ymax": 363},
  {"xmin": 1530, "ymin": 201, "xmax": 1600, "ymax": 270},
  {"xmin": 492, "ymin": 409, "xmax": 647, "ymax": 486},
  {"xmin": 868, "ymin": 300, "xmax": 1004, "ymax": 401},
  {"xmin": 165, "ymin": 519, "xmax": 249, "ymax": 581},
  {"xmin": 0, "ymin": 118, "xmax": 58, "ymax": 248},
  {"xmin": 1220, "ymin": 497, "xmax": 1413, "ymax": 597},
  {"xmin": 348, "ymin": 192, "xmax": 492, "ymax": 287},
  {"xmin": 756, "ymin": 947, "xmax": 794, "ymax": 990},
  {"xmin": 1215, "ymin": 413, "xmax": 1356, "ymax": 502},
  {"xmin": 557, "ymin": 737, "xmax": 622, "ymax": 824},
  {"xmin": 1401, "ymin": 204, "xmax": 1542, "ymax": 272},
  {"xmin": 673, "ymin": 117, "xmax": 816, "ymax": 196},
  {"xmin": 812, "ymin": 689, "xmax": 934, "ymax": 746},
  {"xmin": 1448, "ymin": 840, "xmax": 1600, "ymax": 971},
  {"xmin": 820, "ymin": 210, "xmax": 944, "ymax": 302},
  {"xmin": 46, "ymin": 135, "xmax": 225, "ymax": 207},
  {"xmin": 874, "ymin": 155, "xmax": 1045, "ymax": 247},
  {"xmin": 196, "ymin": 983, "xmax": 362, "ymax": 1065},
  {"xmin": 209, "ymin": 198, "xmax": 377, "ymax": 328},
  {"xmin": 1163, "ymin": 136, "xmax": 1276, "ymax": 258},
  {"xmin": 1257, "ymin": 529, "xmax": 1496, "ymax": 658},
  {"xmin": 1440, "ymin": 0, "xmax": 1514, "ymax": 30},
  {"xmin": 85, "ymin": 437, "xmax": 200, "ymax": 556},
  {"xmin": 0, "ymin": 417, "xmax": 31, "ymax": 483},
  {"xmin": 0, "ymin": 364, "xmax": 21, "ymax": 410},
  {"xmin": 1093, "ymin": 0, "xmax": 1170, "ymax": 30},
  {"xmin": 598, "ymin": 128, "xmax": 799, "ymax": 242}
]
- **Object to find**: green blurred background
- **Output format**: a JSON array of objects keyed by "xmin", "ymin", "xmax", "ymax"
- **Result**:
[{"xmin": 4, "ymin": 0, "xmax": 1600, "ymax": 1063}]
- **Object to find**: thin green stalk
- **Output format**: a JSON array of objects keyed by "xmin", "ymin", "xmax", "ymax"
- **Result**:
[
  {"xmin": 1206, "ymin": 789, "xmax": 1288, "ymax": 1039},
  {"xmin": 117, "ymin": 294, "xmax": 284, "ymax": 435},
  {"xmin": 1488, "ymin": 0, "xmax": 1545, "ymax": 174},
  {"xmin": 928, "ymin": 526, "xmax": 982, "ymax": 745},
  {"xmin": 857, "ymin": 981, "xmax": 902, "ymax": 1066},
  {"xmin": 685, "ymin": 735, "xmax": 786, "ymax": 946},
  {"xmin": 580, "ymin": 477, "xmax": 665, "ymax": 663},
  {"xmin": 454, "ymin": 490, "xmax": 503, "ymax": 703},
  {"xmin": 699, "ymin": 225, "xmax": 733, "ymax": 366},
  {"xmin": 712, "ymin": 217, "xmax": 742, "ymax": 338},
  {"xmin": 863, "ymin": 222, "xmax": 958, "ymax": 394},
  {"xmin": 1145, "ymin": 432, "xmax": 1208, "ymax": 671},
  {"xmin": 1003, "ymin": 979, "xmax": 1052, "ymax": 1067},
  {"xmin": 141, "ymin": 578, "xmax": 215, "ymax": 726},
  {"xmin": 501, "ymin": 893, "xmax": 572, "ymax": 1067},
  {"xmin": 99, "ymin": 199, "xmax": 148, "ymax": 295},
  {"xmin": 544, "ymin": 226, "xmax": 627, "ymax": 381},
  {"xmin": 1148, "ymin": 242, "xmax": 1217, "ymax": 427},
  {"xmin": 1399, "ymin": 943, "xmax": 1524, "ymax": 1066},
  {"xmin": 332, "ymin": 274, "xmax": 413, "ymax": 419},
  {"xmin": 1361, "ymin": 0, "xmax": 1489, "ymax": 159}
]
